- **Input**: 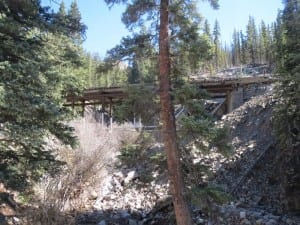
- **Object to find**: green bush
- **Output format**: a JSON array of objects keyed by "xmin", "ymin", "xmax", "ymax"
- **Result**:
[
  {"xmin": 188, "ymin": 185, "xmax": 231, "ymax": 211},
  {"xmin": 118, "ymin": 144, "xmax": 142, "ymax": 167}
]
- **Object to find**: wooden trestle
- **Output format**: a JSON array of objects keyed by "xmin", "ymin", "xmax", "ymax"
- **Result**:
[{"xmin": 65, "ymin": 75, "xmax": 275, "ymax": 115}]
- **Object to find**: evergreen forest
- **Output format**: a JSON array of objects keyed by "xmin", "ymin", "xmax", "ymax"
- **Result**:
[{"xmin": 0, "ymin": 0, "xmax": 299, "ymax": 225}]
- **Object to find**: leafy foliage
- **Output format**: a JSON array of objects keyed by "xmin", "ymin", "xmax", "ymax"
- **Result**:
[
  {"xmin": 188, "ymin": 185, "xmax": 231, "ymax": 211},
  {"xmin": 174, "ymin": 84, "xmax": 230, "ymax": 149},
  {"xmin": 118, "ymin": 132, "xmax": 165, "ymax": 184},
  {"xmin": 273, "ymin": 0, "xmax": 300, "ymax": 212},
  {"xmin": 118, "ymin": 132, "xmax": 154, "ymax": 167},
  {"xmin": 104, "ymin": 1, "xmax": 232, "ymax": 223},
  {"xmin": 174, "ymin": 84, "xmax": 232, "ymax": 181},
  {"xmin": 104, "ymin": 0, "xmax": 216, "ymax": 80},
  {"xmin": 274, "ymin": 0, "xmax": 300, "ymax": 151},
  {"xmin": 114, "ymin": 85, "xmax": 160, "ymax": 124},
  {"xmin": 0, "ymin": 0, "xmax": 85, "ymax": 191}
]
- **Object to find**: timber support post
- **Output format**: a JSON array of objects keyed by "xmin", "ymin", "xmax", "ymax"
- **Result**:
[
  {"xmin": 109, "ymin": 98, "xmax": 113, "ymax": 132},
  {"xmin": 139, "ymin": 115, "xmax": 142, "ymax": 131},
  {"xmin": 226, "ymin": 91, "xmax": 233, "ymax": 113},
  {"xmin": 81, "ymin": 100, "xmax": 85, "ymax": 117},
  {"xmin": 101, "ymin": 102, "xmax": 105, "ymax": 127},
  {"xmin": 109, "ymin": 117, "xmax": 113, "ymax": 132}
]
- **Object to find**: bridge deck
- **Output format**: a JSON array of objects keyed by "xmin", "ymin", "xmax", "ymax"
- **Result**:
[
  {"xmin": 65, "ymin": 75, "xmax": 275, "ymax": 106},
  {"xmin": 192, "ymin": 75, "xmax": 275, "ymax": 92}
]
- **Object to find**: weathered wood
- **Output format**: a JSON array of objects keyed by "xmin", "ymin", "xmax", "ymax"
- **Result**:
[{"xmin": 64, "ymin": 75, "xmax": 275, "ymax": 107}]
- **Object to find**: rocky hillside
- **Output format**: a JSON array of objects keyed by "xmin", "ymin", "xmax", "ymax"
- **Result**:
[
  {"xmin": 74, "ymin": 92, "xmax": 300, "ymax": 225},
  {"xmin": 2, "ymin": 91, "xmax": 299, "ymax": 225},
  {"xmin": 214, "ymin": 93, "xmax": 279, "ymax": 210}
]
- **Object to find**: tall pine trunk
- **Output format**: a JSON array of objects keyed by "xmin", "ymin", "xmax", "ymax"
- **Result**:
[{"xmin": 158, "ymin": 0, "xmax": 192, "ymax": 224}]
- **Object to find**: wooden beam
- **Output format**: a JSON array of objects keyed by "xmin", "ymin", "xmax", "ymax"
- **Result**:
[{"xmin": 64, "ymin": 75, "xmax": 275, "ymax": 108}]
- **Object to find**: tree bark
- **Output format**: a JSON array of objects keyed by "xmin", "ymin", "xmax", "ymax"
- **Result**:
[{"xmin": 158, "ymin": 0, "xmax": 193, "ymax": 225}]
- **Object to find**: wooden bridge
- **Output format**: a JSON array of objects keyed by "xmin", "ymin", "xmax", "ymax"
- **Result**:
[{"xmin": 65, "ymin": 75, "xmax": 275, "ymax": 116}]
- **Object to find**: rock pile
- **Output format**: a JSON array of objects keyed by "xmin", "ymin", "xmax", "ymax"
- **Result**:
[
  {"xmin": 93, "ymin": 169, "xmax": 169, "ymax": 213},
  {"xmin": 206, "ymin": 204, "xmax": 300, "ymax": 225},
  {"xmin": 76, "ymin": 168, "xmax": 170, "ymax": 225},
  {"xmin": 76, "ymin": 92, "xmax": 300, "ymax": 225},
  {"xmin": 213, "ymin": 93, "xmax": 279, "ymax": 205}
]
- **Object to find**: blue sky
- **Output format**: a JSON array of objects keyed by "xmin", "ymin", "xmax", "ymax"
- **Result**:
[{"xmin": 42, "ymin": 0, "xmax": 284, "ymax": 59}]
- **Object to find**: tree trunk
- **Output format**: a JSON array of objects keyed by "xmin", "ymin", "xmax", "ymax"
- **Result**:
[{"xmin": 158, "ymin": 1, "xmax": 192, "ymax": 225}]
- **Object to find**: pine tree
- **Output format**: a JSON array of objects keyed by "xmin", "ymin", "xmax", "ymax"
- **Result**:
[
  {"xmin": 213, "ymin": 19, "xmax": 221, "ymax": 70},
  {"xmin": 0, "ymin": 0, "xmax": 85, "ymax": 191},
  {"xmin": 159, "ymin": 1, "xmax": 193, "ymax": 223},
  {"xmin": 240, "ymin": 30, "xmax": 247, "ymax": 65},
  {"xmin": 231, "ymin": 29, "xmax": 241, "ymax": 66},
  {"xmin": 246, "ymin": 16, "xmax": 259, "ymax": 65},
  {"xmin": 274, "ymin": 12, "xmax": 286, "ymax": 69},
  {"xmin": 274, "ymin": 0, "xmax": 300, "ymax": 151},
  {"xmin": 203, "ymin": 19, "xmax": 212, "ymax": 40},
  {"xmin": 267, "ymin": 24, "xmax": 276, "ymax": 67},
  {"xmin": 104, "ymin": 0, "xmax": 220, "ymax": 224},
  {"xmin": 201, "ymin": 19, "xmax": 214, "ymax": 73},
  {"xmin": 68, "ymin": 0, "xmax": 86, "ymax": 43},
  {"xmin": 274, "ymin": 0, "xmax": 300, "ymax": 212},
  {"xmin": 259, "ymin": 20, "xmax": 268, "ymax": 64},
  {"xmin": 58, "ymin": 1, "xmax": 67, "ymax": 21}
]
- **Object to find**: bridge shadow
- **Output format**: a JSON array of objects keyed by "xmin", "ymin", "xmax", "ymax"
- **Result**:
[
  {"xmin": 75, "ymin": 198, "xmax": 176, "ymax": 225},
  {"xmin": 0, "ymin": 214, "xmax": 8, "ymax": 225}
]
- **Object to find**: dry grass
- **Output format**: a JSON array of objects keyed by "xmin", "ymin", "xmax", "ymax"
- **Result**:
[
  {"xmin": 22, "ymin": 203, "xmax": 75, "ymax": 225},
  {"xmin": 22, "ymin": 109, "xmax": 139, "ymax": 225}
]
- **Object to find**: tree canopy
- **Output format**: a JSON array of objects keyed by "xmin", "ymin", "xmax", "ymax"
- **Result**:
[
  {"xmin": 0, "ymin": 0, "xmax": 86, "ymax": 191},
  {"xmin": 274, "ymin": 0, "xmax": 300, "ymax": 151},
  {"xmin": 273, "ymin": 0, "xmax": 300, "ymax": 212}
]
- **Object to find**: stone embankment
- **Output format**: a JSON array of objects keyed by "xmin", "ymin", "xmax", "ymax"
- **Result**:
[{"xmin": 75, "ymin": 92, "xmax": 299, "ymax": 225}]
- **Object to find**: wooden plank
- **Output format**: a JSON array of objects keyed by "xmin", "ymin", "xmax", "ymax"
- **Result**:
[{"xmin": 64, "ymin": 75, "xmax": 275, "ymax": 107}]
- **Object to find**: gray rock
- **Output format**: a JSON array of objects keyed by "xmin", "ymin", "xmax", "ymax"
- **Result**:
[
  {"xmin": 13, "ymin": 217, "xmax": 20, "ymax": 224},
  {"xmin": 255, "ymin": 218, "xmax": 264, "ymax": 225},
  {"xmin": 129, "ymin": 219, "xmax": 138, "ymax": 225},
  {"xmin": 265, "ymin": 219, "xmax": 277, "ymax": 225},
  {"xmin": 97, "ymin": 220, "xmax": 107, "ymax": 225},
  {"xmin": 88, "ymin": 189, "xmax": 98, "ymax": 200},
  {"xmin": 240, "ymin": 211, "xmax": 246, "ymax": 219},
  {"xmin": 241, "ymin": 218, "xmax": 251, "ymax": 225},
  {"xmin": 120, "ymin": 210, "xmax": 131, "ymax": 218},
  {"xmin": 197, "ymin": 217, "xmax": 205, "ymax": 224},
  {"xmin": 285, "ymin": 218, "xmax": 294, "ymax": 225},
  {"xmin": 112, "ymin": 214, "xmax": 120, "ymax": 219},
  {"xmin": 124, "ymin": 170, "xmax": 138, "ymax": 184},
  {"xmin": 114, "ymin": 171, "xmax": 124, "ymax": 178},
  {"xmin": 252, "ymin": 212, "xmax": 262, "ymax": 218},
  {"xmin": 99, "ymin": 176, "xmax": 114, "ymax": 196}
]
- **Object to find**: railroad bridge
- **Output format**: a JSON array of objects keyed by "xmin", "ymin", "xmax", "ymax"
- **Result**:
[{"xmin": 65, "ymin": 75, "xmax": 275, "ymax": 118}]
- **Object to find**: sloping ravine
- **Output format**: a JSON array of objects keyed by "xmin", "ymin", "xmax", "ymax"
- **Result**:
[
  {"xmin": 213, "ymin": 93, "xmax": 277, "ymax": 203},
  {"xmin": 76, "ymin": 93, "xmax": 300, "ymax": 225}
]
